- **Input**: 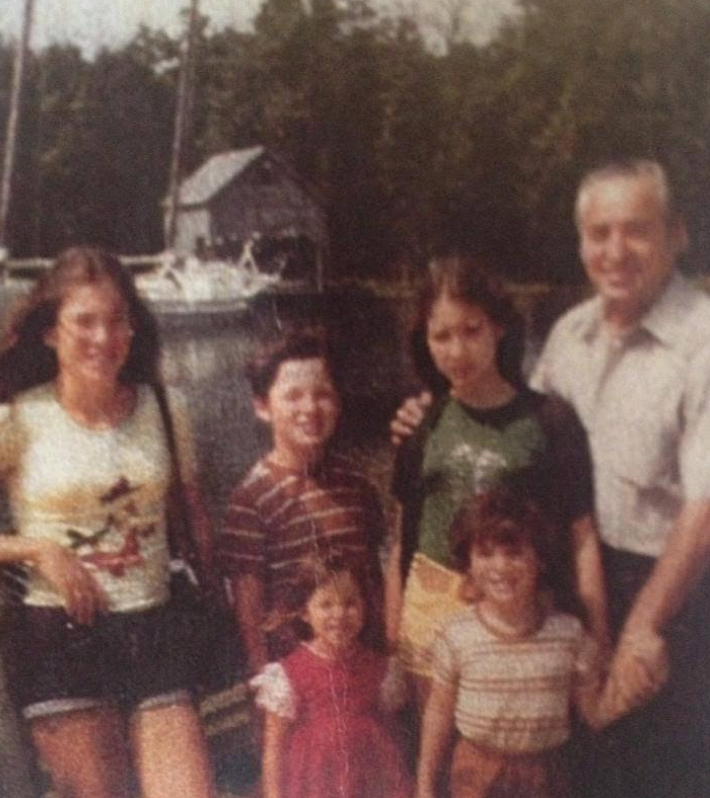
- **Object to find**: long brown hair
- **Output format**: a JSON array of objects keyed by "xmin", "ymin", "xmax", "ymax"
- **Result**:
[
  {"xmin": 410, "ymin": 253, "xmax": 525, "ymax": 395},
  {"xmin": 0, "ymin": 246, "xmax": 160, "ymax": 401}
]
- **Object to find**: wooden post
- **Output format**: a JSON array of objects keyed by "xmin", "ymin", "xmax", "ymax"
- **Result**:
[
  {"xmin": 165, "ymin": 0, "xmax": 200, "ymax": 253},
  {"xmin": 0, "ymin": 0, "xmax": 35, "ymax": 272}
]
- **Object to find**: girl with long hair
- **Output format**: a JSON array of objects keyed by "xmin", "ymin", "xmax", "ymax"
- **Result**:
[
  {"xmin": 0, "ymin": 246, "xmax": 215, "ymax": 798},
  {"xmin": 386, "ymin": 254, "xmax": 608, "ymax": 709}
]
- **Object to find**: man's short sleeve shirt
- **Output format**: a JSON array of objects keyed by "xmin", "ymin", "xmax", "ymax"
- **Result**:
[{"xmin": 531, "ymin": 273, "xmax": 710, "ymax": 556}]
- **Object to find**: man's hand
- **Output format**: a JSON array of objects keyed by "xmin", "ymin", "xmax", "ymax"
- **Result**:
[
  {"xmin": 593, "ymin": 628, "xmax": 669, "ymax": 728},
  {"xmin": 613, "ymin": 627, "xmax": 669, "ymax": 694},
  {"xmin": 390, "ymin": 391, "xmax": 433, "ymax": 445}
]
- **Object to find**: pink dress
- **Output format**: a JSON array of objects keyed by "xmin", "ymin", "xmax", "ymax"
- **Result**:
[{"xmin": 253, "ymin": 643, "xmax": 412, "ymax": 798}]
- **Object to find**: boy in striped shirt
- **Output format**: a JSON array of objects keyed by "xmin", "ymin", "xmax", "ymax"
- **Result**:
[{"xmin": 217, "ymin": 330, "xmax": 386, "ymax": 675}]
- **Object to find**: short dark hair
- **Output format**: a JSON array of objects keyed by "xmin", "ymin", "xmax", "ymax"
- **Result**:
[
  {"xmin": 245, "ymin": 327, "xmax": 339, "ymax": 400},
  {"xmin": 410, "ymin": 254, "xmax": 525, "ymax": 394},
  {"xmin": 450, "ymin": 484, "xmax": 555, "ymax": 577}
]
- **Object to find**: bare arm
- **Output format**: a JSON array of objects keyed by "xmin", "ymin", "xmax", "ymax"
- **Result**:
[
  {"xmin": 626, "ymin": 500, "xmax": 710, "ymax": 633},
  {"xmin": 230, "ymin": 573, "xmax": 269, "ymax": 674},
  {"xmin": 169, "ymin": 392, "xmax": 216, "ymax": 586},
  {"xmin": 262, "ymin": 711, "xmax": 290, "ymax": 798},
  {"xmin": 609, "ymin": 500, "xmax": 710, "ymax": 701},
  {"xmin": 384, "ymin": 505, "xmax": 404, "ymax": 646},
  {"xmin": 574, "ymin": 671, "xmax": 605, "ymax": 731},
  {"xmin": 0, "ymin": 535, "xmax": 106, "ymax": 624},
  {"xmin": 416, "ymin": 681, "xmax": 456, "ymax": 798},
  {"xmin": 583, "ymin": 637, "xmax": 668, "ymax": 731},
  {"xmin": 571, "ymin": 514, "xmax": 610, "ymax": 651}
]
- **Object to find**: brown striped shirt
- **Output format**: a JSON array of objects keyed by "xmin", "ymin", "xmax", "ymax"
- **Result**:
[
  {"xmin": 217, "ymin": 453, "xmax": 385, "ymax": 606},
  {"xmin": 432, "ymin": 607, "xmax": 595, "ymax": 753}
]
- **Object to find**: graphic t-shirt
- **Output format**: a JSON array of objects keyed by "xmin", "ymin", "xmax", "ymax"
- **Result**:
[
  {"xmin": 0, "ymin": 383, "xmax": 194, "ymax": 612},
  {"xmin": 417, "ymin": 398, "xmax": 545, "ymax": 566},
  {"xmin": 393, "ymin": 389, "xmax": 594, "ymax": 574}
]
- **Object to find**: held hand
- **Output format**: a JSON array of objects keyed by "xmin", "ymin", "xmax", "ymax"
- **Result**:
[
  {"xmin": 390, "ymin": 391, "xmax": 433, "ymax": 445},
  {"xmin": 594, "ymin": 629, "xmax": 669, "ymax": 728},
  {"xmin": 34, "ymin": 541, "xmax": 108, "ymax": 625},
  {"xmin": 613, "ymin": 628, "xmax": 669, "ymax": 697}
]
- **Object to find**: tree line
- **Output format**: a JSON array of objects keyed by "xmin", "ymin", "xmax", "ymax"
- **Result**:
[{"xmin": 2, "ymin": 0, "xmax": 710, "ymax": 282}]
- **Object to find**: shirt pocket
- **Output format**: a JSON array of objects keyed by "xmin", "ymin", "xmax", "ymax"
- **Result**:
[{"xmin": 597, "ymin": 410, "xmax": 678, "ymax": 492}]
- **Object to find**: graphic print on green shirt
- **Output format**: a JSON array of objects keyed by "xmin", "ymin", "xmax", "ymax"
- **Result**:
[{"xmin": 417, "ymin": 397, "xmax": 544, "ymax": 568}]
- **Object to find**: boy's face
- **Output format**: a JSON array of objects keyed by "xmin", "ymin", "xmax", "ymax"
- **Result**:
[{"xmin": 254, "ymin": 357, "xmax": 341, "ymax": 467}]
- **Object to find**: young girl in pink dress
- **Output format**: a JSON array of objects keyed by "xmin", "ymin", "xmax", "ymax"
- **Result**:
[{"xmin": 251, "ymin": 552, "xmax": 412, "ymax": 798}]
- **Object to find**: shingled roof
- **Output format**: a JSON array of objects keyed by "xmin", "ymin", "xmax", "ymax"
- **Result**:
[{"xmin": 177, "ymin": 146, "xmax": 265, "ymax": 206}]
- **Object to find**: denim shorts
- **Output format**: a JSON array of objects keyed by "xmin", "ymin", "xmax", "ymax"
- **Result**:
[{"xmin": 4, "ymin": 603, "xmax": 199, "ymax": 720}]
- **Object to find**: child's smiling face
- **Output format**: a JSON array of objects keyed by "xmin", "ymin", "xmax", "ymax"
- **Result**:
[
  {"xmin": 254, "ymin": 356, "xmax": 341, "ymax": 468},
  {"xmin": 469, "ymin": 538, "xmax": 540, "ymax": 614},
  {"xmin": 303, "ymin": 571, "xmax": 364, "ymax": 655}
]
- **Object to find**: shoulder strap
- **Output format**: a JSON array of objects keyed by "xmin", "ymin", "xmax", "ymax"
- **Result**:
[{"xmin": 152, "ymin": 383, "xmax": 198, "ymax": 566}]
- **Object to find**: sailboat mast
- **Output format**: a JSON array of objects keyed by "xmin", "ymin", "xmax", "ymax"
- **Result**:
[
  {"xmin": 0, "ymin": 0, "xmax": 35, "ymax": 260},
  {"xmin": 165, "ymin": 0, "xmax": 199, "ymax": 253}
]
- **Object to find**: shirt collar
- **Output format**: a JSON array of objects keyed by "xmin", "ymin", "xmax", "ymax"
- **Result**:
[
  {"xmin": 578, "ymin": 295, "xmax": 604, "ymax": 341},
  {"xmin": 637, "ymin": 271, "xmax": 692, "ymax": 346},
  {"xmin": 579, "ymin": 270, "xmax": 688, "ymax": 347}
]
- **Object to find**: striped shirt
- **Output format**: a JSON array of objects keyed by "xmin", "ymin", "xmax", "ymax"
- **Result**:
[
  {"xmin": 432, "ymin": 607, "xmax": 594, "ymax": 754},
  {"xmin": 217, "ymin": 453, "xmax": 385, "ymax": 604}
]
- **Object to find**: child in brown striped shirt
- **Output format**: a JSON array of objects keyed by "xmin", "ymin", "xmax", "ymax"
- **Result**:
[
  {"xmin": 217, "ymin": 330, "xmax": 386, "ymax": 677},
  {"xmin": 416, "ymin": 485, "xmax": 657, "ymax": 798}
]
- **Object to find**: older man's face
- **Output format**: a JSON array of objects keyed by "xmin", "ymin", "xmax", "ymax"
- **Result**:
[{"xmin": 578, "ymin": 175, "xmax": 686, "ymax": 324}]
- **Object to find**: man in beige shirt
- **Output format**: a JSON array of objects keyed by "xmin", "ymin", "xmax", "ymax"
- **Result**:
[{"xmin": 531, "ymin": 159, "xmax": 710, "ymax": 798}]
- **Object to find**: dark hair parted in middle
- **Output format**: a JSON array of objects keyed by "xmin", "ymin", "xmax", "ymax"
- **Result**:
[
  {"xmin": 410, "ymin": 254, "xmax": 526, "ymax": 394},
  {"xmin": 245, "ymin": 327, "xmax": 340, "ymax": 400}
]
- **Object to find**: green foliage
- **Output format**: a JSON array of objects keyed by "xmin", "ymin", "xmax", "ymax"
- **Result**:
[
  {"xmin": 3, "ymin": 0, "xmax": 710, "ymax": 279},
  {"xmin": 1, "ymin": 35, "xmax": 174, "ymax": 256}
]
